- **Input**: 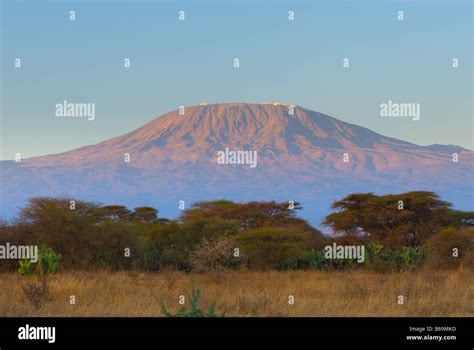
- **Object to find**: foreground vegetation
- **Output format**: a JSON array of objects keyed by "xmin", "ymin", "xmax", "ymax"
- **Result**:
[
  {"xmin": 1, "ymin": 191, "xmax": 472, "ymax": 273},
  {"xmin": 0, "ymin": 191, "xmax": 472, "ymax": 316},
  {"xmin": 0, "ymin": 269, "xmax": 472, "ymax": 317}
]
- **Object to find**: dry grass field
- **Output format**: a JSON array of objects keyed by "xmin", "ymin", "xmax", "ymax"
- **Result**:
[{"xmin": 0, "ymin": 269, "xmax": 473, "ymax": 317}]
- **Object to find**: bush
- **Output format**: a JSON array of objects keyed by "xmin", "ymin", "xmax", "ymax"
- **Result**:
[
  {"xmin": 425, "ymin": 227, "xmax": 474, "ymax": 270},
  {"xmin": 160, "ymin": 287, "xmax": 225, "ymax": 317},
  {"xmin": 398, "ymin": 246, "xmax": 426, "ymax": 271},
  {"xmin": 366, "ymin": 242, "xmax": 426, "ymax": 272},
  {"xmin": 189, "ymin": 237, "xmax": 238, "ymax": 273},
  {"xmin": 307, "ymin": 249, "xmax": 326, "ymax": 270},
  {"xmin": 93, "ymin": 221, "xmax": 140, "ymax": 270},
  {"xmin": 237, "ymin": 227, "xmax": 315, "ymax": 270},
  {"xmin": 141, "ymin": 247, "xmax": 161, "ymax": 271},
  {"xmin": 147, "ymin": 218, "xmax": 240, "ymax": 271},
  {"xmin": 0, "ymin": 222, "xmax": 27, "ymax": 272},
  {"xmin": 18, "ymin": 245, "xmax": 61, "ymax": 309},
  {"xmin": 18, "ymin": 245, "xmax": 61, "ymax": 277}
]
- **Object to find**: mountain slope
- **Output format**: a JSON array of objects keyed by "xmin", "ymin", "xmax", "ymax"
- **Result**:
[{"xmin": 1, "ymin": 103, "xmax": 472, "ymax": 223}]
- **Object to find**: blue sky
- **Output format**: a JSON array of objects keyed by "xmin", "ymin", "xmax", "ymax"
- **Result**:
[{"xmin": 1, "ymin": 0, "xmax": 472, "ymax": 160}]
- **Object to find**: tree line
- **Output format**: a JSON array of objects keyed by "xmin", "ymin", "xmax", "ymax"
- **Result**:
[{"xmin": 0, "ymin": 191, "xmax": 472, "ymax": 273}]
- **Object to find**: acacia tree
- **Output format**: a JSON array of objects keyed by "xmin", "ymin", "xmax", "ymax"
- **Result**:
[
  {"xmin": 323, "ymin": 191, "xmax": 463, "ymax": 248},
  {"xmin": 180, "ymin": 200, "xmax": 310, "ymax": 230},
  {"xmin": 132, "ymin": 206, "xmax": 158, "ymax": 223},
  {"xmin": 16, "ymin": 197, "xmax": 101, "ymax": 268},
  {"xmin": 96, "ymin": 205, "xmax": 131, "ymax": 222}
]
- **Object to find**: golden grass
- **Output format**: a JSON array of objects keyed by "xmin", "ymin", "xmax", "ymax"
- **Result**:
[{"xmin": 0, "ymin": 269, "xmax": 472, "ymax": 317}]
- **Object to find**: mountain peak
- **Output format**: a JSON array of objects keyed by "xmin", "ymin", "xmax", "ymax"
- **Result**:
[
  {"xmin": 13, "ymin": 103, "xmax": 470, "ymax": 166},
  {"xmin": 1, "ymin": 103, "xmax": 472, "ymax": 223}
]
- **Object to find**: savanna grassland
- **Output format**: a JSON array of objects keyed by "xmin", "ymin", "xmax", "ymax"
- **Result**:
[
  {"xmin": 1, "ymin": 192, "xmax": 473, "ymax": 317},
  {"xmin": 1, "ymin": 269, "xmax": 473, "ymax": 317}
]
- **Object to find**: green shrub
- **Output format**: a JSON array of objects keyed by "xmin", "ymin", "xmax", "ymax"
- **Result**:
[
  {"xmin": 160, "ymin": 287, "xmax": 225, "ymax": 317},
  {"xmin": 307, "ymin": 249, "xmax": 327, "ymax": 271},
  {"xmin": 366, "ymin": 242, "xmax": 425, "ymax": 272},
  {"xmin": 143, "ymin": 247, "xmax": 161, "ymax": 271},
  {"xmin": 18, "ymin": 245, "xmax": 61, "ymax": 277},
  {"xmin": 18, "ymin": 245, "xmax": 61, "ymax": 309},
  {"xmin": 398, "ymin": 246, "xmax": 426, "ymax": 271}
]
